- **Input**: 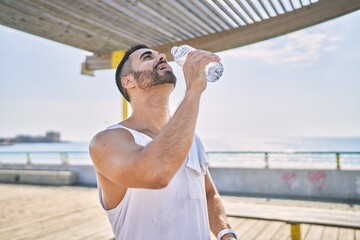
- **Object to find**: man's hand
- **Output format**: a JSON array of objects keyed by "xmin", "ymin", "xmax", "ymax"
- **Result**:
[{"xmin": 182, "ymin": 49, "xmax": 221, "ymax": 93}]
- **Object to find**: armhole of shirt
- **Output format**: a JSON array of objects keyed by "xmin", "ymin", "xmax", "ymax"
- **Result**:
[
  {"xmin": 96, "ymin": 124, "xmax": 134, "ymax": 213},
  {"xmin": 98, "ymin": 181, "xmax": 130, "ymax": 214}
]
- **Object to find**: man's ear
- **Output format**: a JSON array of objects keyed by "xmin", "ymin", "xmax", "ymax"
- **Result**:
[{"xmin": 121, "ymin": 75, "xmax": 135, "ymax": 90}]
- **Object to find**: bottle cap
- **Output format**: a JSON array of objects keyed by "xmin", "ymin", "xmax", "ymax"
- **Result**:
[{"xmin": 170, "ymin": 46, "xmax": 178, "ymax": 56}]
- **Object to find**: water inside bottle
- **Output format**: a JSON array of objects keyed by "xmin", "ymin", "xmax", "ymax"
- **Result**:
[{"xmin": 205, "ymin": 62, "xmax": 224, "ymax": 82}]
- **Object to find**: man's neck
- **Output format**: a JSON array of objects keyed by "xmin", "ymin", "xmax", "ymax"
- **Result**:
[{"xmin": 124, "ymin": 94, "xmax": 171, "ymax": 138}]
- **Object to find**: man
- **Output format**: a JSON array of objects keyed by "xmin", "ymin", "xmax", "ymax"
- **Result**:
[{"xmin": 89, "ymin": 44, "xmax": 237, "ymax": 240}]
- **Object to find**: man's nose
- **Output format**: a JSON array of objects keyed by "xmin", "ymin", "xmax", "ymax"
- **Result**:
[{"xmin": 156, "ymin": 53, "xmax": 167, "ymax": 63}]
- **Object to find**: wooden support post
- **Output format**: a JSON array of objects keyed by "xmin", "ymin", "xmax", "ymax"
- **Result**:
[
  {"xmin": 111, "ymin": 50, "xmax": 126, "ymax": 69},
  {"xmin": 110, "ymin": 50, "xmax": 128, "ymax": 121},
  {"xmin": 122, "ymin": 97, "xmax": 128, "ymax": 120},
  {"xmin": 81, "ymin": 63, "xmax": 94, "ymax": 76},
  {"xmin": 290, "ymin": 223, "xmax": 301, "ymax": 240}
]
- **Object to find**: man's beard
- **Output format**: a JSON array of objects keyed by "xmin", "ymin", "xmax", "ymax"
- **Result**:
[{"xmin": 131, "ymin": 64, "xmax": 177, "ymax": 89}]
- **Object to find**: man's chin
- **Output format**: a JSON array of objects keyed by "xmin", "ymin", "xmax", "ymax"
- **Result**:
[
  {"xmin": 158, "ymin": 69, "xmax": 173, "ymax": 76},
  {"xmin": 160, "ymin": 72, "xmax": 177, "ymax": 86},
  {"xmin": 157, "ymin": 80, "xmax": 176, "ymax": 88}
]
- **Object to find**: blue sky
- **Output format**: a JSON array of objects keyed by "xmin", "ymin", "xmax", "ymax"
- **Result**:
[{"xmin": 0, "ymin": 11, "xmax": 359, "ymax": 141}]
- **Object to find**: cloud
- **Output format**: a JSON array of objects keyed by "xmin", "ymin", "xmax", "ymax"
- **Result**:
[{"xmin": 222, "ymin": 29, "xmax": 342, "ymax": 65}]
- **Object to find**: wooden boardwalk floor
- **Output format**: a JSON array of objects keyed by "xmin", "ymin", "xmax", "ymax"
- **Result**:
[{"xmin": 0, "ymin": 184, "xmax": 359, "ymax": 240}]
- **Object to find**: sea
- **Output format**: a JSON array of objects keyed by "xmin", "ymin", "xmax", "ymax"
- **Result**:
[{"xmin": 0, "ymin": 137, "xmax": 359, "ymax": 169}]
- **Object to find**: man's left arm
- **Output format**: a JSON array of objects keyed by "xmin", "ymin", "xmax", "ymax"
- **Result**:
[{"xmin": 205, "ymin": 170, "xmax": 237, "ymax": 240}]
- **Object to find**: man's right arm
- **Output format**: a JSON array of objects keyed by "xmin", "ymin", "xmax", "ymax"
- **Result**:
[{"xmin": 89, "ymin": 50, "xmax": 221, "ymax": 189}]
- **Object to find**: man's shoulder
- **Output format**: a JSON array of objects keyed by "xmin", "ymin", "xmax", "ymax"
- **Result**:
[
  {"xmin": 89, "ymin": 127, "xmax": 136, "ymax": 168},
  {"xmin": 90, "ymin": 127, "xmax": 134, "ymax": 151}
]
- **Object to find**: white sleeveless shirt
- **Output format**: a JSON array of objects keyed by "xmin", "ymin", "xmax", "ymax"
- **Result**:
[{"xmin": 98, "ymin": 124, "xmax": 211, "ymax": 240}]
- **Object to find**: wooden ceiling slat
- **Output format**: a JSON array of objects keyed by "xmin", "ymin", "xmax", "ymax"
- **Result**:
[
  {"xmin": 260, "ymin": 0, "xmax": 278, "ymax": 17},
  {"xmin": 139, "ymin": 1, "xmax": 198, "ymax": 39},
  {"xmin": 177, "ymin": 0, "xmax": 222, "ymax": 33},
  {"xmin": 100, "ymin": 0, "xmax": 178, "ymax": 42},
  {"xmin": 189, "ymin": 0, "xmax": 231, "ymax": 31},
  {"xmin": 165, "ymin": 0, "xmax": 213, "ymax": 36},
  {"xmin": 38, "ymin": 0, "xmax": 154, "ymax": 47},
  {"xmin": 163, "ymin": 1, "xmax": 210, "ymax": 37},
  {"xmin": 212, "ymin": 0, "xmax": 244, "ymax": 26},
  {"xmin": 233, "ymin": 0, "xmax": 258, "ymax": 22},
  {"xmin": 245, "ymin": 0, "xmax": 264, "ymax": 20},
  {"xmin": 117, "ymin": 0, "xmax": 190, "ymax": 42},
  {"xmin": 135, "ymin": 3, "xmax": 193, "ymax": 40},
  {"xmin": 300, "ymin": 0, "xmax": 310, "ymax": 6},
  {"xmin": 268, "ymin": 0, "xmax": 280, "ymax": 15},
  {"xmin": 280, "ymin": 0, "xmax": 293, "ymax": 11},
  {"xmin": 0, "ymin": 1, "xmax": 121, "ymax": 53},
  {"xmin": 43, "ymin": 0, "xmax": 158, "ymax": 49},
  {"xmin": 277, "ymin": 0, "xmax": 288, "ymax": 12},
  {"xmin": 0, "ymin": 7, "xmax": 111, "ymax": 53},
  {"xmin": 271, "ymin": 0, "xmax": 286, "ymax": 14},
  {"xmin": 258, "ymin": 0, "xmax": 272, "ymax": 18},
  {"xmin": 201, "ymin": 0, "xmax": 236, "ymax": 28},
  {"xmin": 223, "ymin": 0, "xmax": 251, "ymax": 25},
  {"xmin": 83, "ymin": 0, "xmax": 173, "ymax": 46},
  {"xmin": 289, "ymin": 0, "xmax": 296, "ymax": 10},
  {"xmin": 86, "ymin": 0, "xmax": 179, "ymax": 44}
]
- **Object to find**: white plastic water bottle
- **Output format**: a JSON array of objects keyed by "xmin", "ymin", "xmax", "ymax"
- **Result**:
[{"xmin": 171, "ymin": 45, "xmax": 224, "ymax": 82}]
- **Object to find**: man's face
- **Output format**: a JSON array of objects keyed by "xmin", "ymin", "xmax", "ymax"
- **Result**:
[{"xmin": 129, "ymin": 48, "xmax": 176, "ymax": 89}]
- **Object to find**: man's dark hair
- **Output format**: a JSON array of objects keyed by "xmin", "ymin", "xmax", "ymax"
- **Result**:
[{"xmin": 115, "ymin": 44, "xmax": 150, "ymax": 102}]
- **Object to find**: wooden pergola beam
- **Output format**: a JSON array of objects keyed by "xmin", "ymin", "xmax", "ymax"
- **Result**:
[{"xmin": 83, "ymin": 0, "xmax": 360, "ymax": 72}]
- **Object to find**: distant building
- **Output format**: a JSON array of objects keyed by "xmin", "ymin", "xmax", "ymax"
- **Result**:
[
  {"xmin": 0, "ymin": 131, "xmax": 62, "ymax": 144},
  {"xmin": 46, "ymin": 131, "xmax": 60, "ymax": 142}
]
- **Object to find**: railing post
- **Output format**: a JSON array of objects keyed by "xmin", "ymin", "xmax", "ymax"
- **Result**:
[
  {"xmin": 264, "ymin": 152, "xmax": 269, "ymax": 168},
  {"xmin": 336, "ymin": 153, "xmax": 340, "ymax": 170},
  {"xmin": 60, "ymin": 152, "xmax": 69, "ymax": 165},
  {"xmin": 290, "ymin": 223, "xmax": 301, "ymax": 240},
  {"xmin": 26, "ymin": 152, "xmax": 31, "ymax": 165}
]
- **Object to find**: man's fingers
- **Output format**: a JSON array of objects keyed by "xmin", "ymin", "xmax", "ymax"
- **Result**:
[
  {"xmin": 197, "ymin": 55, "xmax": 220, "ymax": 67},
  {"xmin": 188, "ymin": 50, "xmax": 220, "ymax": 62},
  {"xmin": 186, "ymin": 50, "xmax": 220, "ymax": 66}
]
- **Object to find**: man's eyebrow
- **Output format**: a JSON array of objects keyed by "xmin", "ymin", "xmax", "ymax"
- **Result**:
[{"xmin": 139, "ymin": 51, "xmax": 153, "ymax": 60}]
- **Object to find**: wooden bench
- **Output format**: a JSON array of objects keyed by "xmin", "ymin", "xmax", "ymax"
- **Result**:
[
  {"xmin": 224, "ymin": 200, "xmax": 360, "ymax": 240},
  {"xmin": 0, "ymin": 169, "xmax": 77, "ymax": 185}
]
